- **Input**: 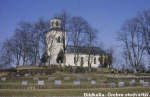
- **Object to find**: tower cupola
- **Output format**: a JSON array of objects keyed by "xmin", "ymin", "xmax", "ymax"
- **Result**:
[{"xmin": 50, "ymin": 18, "xmax": 62, "ymax": 30}]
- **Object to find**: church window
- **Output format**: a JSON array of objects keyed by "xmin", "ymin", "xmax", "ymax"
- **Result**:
[
  {"xmin": 57, "ymin": 36, "xmax": 61, "ymax": 43},
  {"xmin": 81, "ymin": 57, "xmax": 84, "ymax": 65},
  {"xmin": 94, "ymin": 57, "xmax": 96, "ymax": 64},
  {"xmin": 99, "ymin": 56, "xmax": 102, "ymax": 64},
  {"xmin": 51, "ymin": 22, "xmax": 54, "ymax": 27},
  {"xmin": 74, "ymin": 57, "xmax": 76, "ymax": 64},
  {"xmin": 56, "ymin": 21, "xmax": 59, "ymax": 26}
]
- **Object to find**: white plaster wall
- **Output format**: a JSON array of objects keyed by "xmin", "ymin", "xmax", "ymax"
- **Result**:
[
  {"xmin": 46, "ymin": 30, "xmax": 64, "ymax": 64},
  {"xmin": 50, "ymin": 19, "xmax": 61, "ymax": 29},
  {"xmin": 65, "ymin": 53, "xmax": 100, "ymax": 68}
]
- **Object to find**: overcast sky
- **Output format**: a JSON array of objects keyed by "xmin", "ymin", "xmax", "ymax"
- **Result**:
[{"xmin": 0, "ymin": 0, "xmax": 150, "ymax": 64}]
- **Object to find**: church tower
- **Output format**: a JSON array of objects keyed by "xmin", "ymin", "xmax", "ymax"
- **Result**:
[{"xmin": 46, "ymin": 17, "xmax": 65, "ymax": 65}]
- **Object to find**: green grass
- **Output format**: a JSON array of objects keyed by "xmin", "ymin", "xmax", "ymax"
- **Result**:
[
  {"xmin": 0, "ymin": 87, "xmax": 150, "ymax": 96},
  {"xmin": 0, "ymin": 72, "xmax": 150, "ymax": 89},
  {"xmin": 135, "ymin": 73, "xmax": 150, "ymax": 76},
  {"xmin": 0, "ymin": 71, "xmax": 150, "ymax": 96}
]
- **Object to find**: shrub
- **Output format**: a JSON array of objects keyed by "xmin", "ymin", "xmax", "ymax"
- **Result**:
[
  {"xmin": 56, "ymin": 49, "xmax": 64, "ymax": 63},
  {"xmin": 74, "ymin": 66, "xmax": 85, "ymax": 73},
  {"xmin": 63, "ymin": 65, "xmax": 73, "ymax": 72},
  {"xmin": 91, "ymin": 68, "xmax": 97, "ymax": 72}
]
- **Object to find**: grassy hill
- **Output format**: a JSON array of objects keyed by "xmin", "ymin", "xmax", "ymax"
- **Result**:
[{"xmin": 0, "ymin": 67, "xmax": 150, "ymax": 96}]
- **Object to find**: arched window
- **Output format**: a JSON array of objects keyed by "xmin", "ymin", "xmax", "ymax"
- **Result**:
[
  {"xmin": 57, "ymin": 36, "xmax": 61, "ymax": 43},
  {"xmin": 51, "ymin": 22, "xmax": 54, "ymax": 27},
  {"xmin": 94, "ymin": 57, "xmax": 96, "ymax": 64},
  {"xmin": 99, "ymin": 56, "xmax": 103, "ymax": 64},
  {"xmin": 98, "ymin": 56, "xmax": 101, "ymax": 64},
  {"xmin": 74, "ymin": 57, "xmax": 76, "ymax": 64},
  {"xmin": 56, "ymin": 21, "xmax": 59, "ymax": 26},
  {"xmin": 81, "ymin": 57, "xmax": 84, "ymax": 65}
]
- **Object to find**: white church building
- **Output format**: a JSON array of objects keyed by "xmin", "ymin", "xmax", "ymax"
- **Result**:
[{"xmin": 46, "ymin": 18, "xmax": 108, "ymax": 68}]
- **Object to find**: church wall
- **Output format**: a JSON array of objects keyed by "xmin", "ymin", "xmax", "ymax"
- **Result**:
[
  {"xmin": 46, "ymin": 18, "xmax": 107, "ymax": 68},
  {"xmin": 65, "ymin": 53, "xmax": 100, "ymax": 68},
  {"xmin": 46, "ymin": 30, "xmax": 64, "ymax": 64}
]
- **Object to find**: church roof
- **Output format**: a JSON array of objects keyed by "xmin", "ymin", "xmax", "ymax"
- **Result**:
[{"xmin": 66, "ymin": 45, "xmax": 106, "ymax": 55}]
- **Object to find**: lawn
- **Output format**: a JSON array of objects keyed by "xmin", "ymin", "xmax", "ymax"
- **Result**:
[
  {"xmin": 0, "ymin": 71, "xmax": 150, "ymax": 96},
  {"xmin": 0, "ymin": 72, "xmax": 149, "ymax": 89},
  {"xmin": 0, "ymin": 87, "xmax": 150, "ymax": 96}
]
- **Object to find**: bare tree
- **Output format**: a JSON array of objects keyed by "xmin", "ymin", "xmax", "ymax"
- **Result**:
[
  {"xmin": 86, "ymin": 25, "xmax": 98, "ymax": 69},
  {"xmin": 122, "ymin": 49, "xmax": 129, "ymax": 68},
  {"xmin": 0, "ymin": 19, "xmax": 50, "ymax": 67},
  {"xmin": 106, "ymin": 47, "xmax": 114, "ymax": 68},
  {"xmin": 136, "ymin": 9, "xmax": 150, "ymax": 56},
  {"xmin": 0, "ymin": 39, "xmax": 14, "ymax": 68},
  {"xmin": 68, "ymin": 16, "xmax": 88, "ymax": 65},
  {"xmin": 0, "ymin": 26, "xmax": 29, "ymax": 68},
  {"xmin": 118, "ymin": 18, "xmax": 145, "ymax": 73},
  {"xmin": 11, "ymin": 32, "xmax": 22, "ymax": 67},
  {"xmin": 0, "ymin": 33, "xmax": 23, "ymax": 68},
  {"xmin": 15, "ymin": 21, "xmax": 34, "ymax": 66},
  {"xmin": 31, "ymin": 18, "xmax": 50, "ymax": 65},
  {"xmin": 14, "ymin": 19, "xmax": 50, "ymax": 66}
]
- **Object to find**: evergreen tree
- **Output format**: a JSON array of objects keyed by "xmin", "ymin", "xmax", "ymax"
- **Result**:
[{"xmin": 56, "ymin": 49, "xmax": 64, "ymax": 63}]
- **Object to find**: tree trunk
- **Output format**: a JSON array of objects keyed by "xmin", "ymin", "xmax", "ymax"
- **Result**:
[{"xmin": 133, "ymin": 67, "xmax": 137, "ymax": 73}]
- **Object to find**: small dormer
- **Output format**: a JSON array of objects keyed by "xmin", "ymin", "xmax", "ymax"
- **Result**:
[{"xmin": 50, "ymin": 18, "xmax": 62, "ymax": 30}]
